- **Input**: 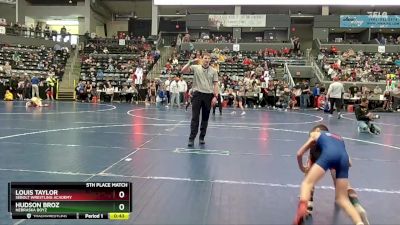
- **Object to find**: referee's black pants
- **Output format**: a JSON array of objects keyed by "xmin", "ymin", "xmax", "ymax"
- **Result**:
[
  {"xmin": 189, "ymin": 91, "xmax": 213, "ymax": 141},
  {"xmin": 329, "ymin": 97, "xmax": 343, "ymax": 114},
  {"xmin": 212, "ymin": 94, "xmax": 222, "ymax": 114}
]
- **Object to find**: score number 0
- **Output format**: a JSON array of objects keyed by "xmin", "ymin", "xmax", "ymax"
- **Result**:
[{"xmin": 118, "ymin": 191, "xmax": 126, "ymax": 211}]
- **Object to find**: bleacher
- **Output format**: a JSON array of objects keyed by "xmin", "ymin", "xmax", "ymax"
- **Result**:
[
  {"xmin": 318, "ymin": 49, "xmax": 400, "ymax": 82},
  {"xmin": 79, "ymin": 38, "xmax": 158, "ymax": 89},
  {"xmin": 80, "ymin": 54, "xmax": 142, "ymax": 84},
  {"xmin": 165, "ymin": 49, "xmax": 306, "ymax": 80},
  {"xmin": 0, "ymin": 44, "xmax": 69, "ymax": 81}
]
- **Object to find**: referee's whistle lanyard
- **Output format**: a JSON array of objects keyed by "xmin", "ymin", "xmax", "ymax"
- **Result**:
[{"xmin": 202, "ymin": 66, "xmax": 210, "ymax": 75}]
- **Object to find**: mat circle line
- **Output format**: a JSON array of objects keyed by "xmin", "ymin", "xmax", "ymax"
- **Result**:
[
  {"xmin": 0, "ymin": 102, "xmax": 116, "ymax": 115},
  {"xmin": 126, "ymin": 108, "xmax": 324, "ymax": 125},
  {"xmin": 0, "ymin": 123, "xmax": 399, "ymax": 152}
]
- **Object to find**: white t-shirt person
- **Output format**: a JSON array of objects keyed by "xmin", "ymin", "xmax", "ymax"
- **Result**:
[
  {"xmin": 135, "ymin": 66, "xmax": 143, "ymax": 85},
  {"xmin": 327, "ymin": 80, "xmax": 345, "ymax": 99}
]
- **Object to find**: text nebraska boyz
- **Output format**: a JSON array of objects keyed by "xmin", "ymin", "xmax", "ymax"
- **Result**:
[{"xmin": 14, "ymin": 202, "xmax": 60, "ymax": 213}]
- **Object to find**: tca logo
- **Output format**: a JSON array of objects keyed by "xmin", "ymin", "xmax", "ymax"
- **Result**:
[{"xmin": 367, "ymin": 11, "xmax": 388, "ymax": 17}]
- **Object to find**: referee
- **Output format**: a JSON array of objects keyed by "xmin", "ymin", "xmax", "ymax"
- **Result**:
[
  {"xmin": 181, "ymin": 53, "xmax": 219, "ymax": 147},
  {"xmin": 327, "ymin": 76, "xmax": 345, "ymax": 119}
]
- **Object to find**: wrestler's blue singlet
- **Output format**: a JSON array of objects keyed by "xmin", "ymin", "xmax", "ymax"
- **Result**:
[{"xmin": 315, "ymin": 132, "xmax": 350, "ymax": 178}]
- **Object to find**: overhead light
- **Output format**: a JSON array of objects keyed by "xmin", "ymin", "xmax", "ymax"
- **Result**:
[
  {"xmin": 154, "ymin": 0, "xmax": 400, "ymax": 6},
  {"xmin": 46, "ymin": 20, "xmax": 79, "ymax": 25},
  {"xmin": 290, "ymin": 15, "xmax": 314, "ymax": 18},
  {"xmin": 69, "ymin": 0, "xmax": 72, "ymax": 3}
]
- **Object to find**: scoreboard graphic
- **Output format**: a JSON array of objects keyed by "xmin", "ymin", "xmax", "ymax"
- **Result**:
[{"xmin": 8, "ymin": 182, "xmax": 132, "ymax": 220}]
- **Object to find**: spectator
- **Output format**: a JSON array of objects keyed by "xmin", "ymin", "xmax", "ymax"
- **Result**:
[
  {"xmin": 35, "ymin": 23, "xmax": 41, "ymax": 37},
  {"xmin": 46, "ymin": 74, "xmax": 56, "ymax": 100},
  {"xmin": 3, "ymin": 62, "xmax": 11, "ymax": 76},
  {"xmin": 44, "ymin": 25, "xmax": 50, "ymax": 39},
  {"xmin": 300, "ymin": 80, "xmax": 310, "ymax": 109},
  {"xmin": 348, "ymin": 83, "xmax": 359, "ymax": 97},
  {"xmin": 169, "ymin": 76, "xmax": 180, "ymax": 108},
  {"xmin": 327, "ymin": 76, "xmax": 344, "ymax": 118},
  {"xmin": 60, "ymin": 26, "xmax": 67, "ymax": 42},
  {"xmin": 312, "ymin": 83, "xmax": 320, "ymax": 108},
  {"xmin": 135, "ymin": 65, "xmax": 144, "ymax": 85},
  {"xmin": 31, "ymin": 75, "xmax": 40, "ymax": 98},
  {"xmin": 104, "ymin": 82, "xmax": 114, "ymax": 102},
  {"xmin": 355, "ymin": 98, "xmax": 381, "ymax": 134},
  {"xmin": 37, "ymin": 61, "xmax": 45, "ymax": 70},
  {"xmin": 178, "ymin": 77, "xmax": 188, "ymax": 104},
  {"xmin": 77, "ymin": 81, "xmax": 87, "ymax": 102},
  {"xmin": 373, "ymin": 85, "xmax": 382, "ymax": 94},
  {"xmin": 4, "ymin": 90, "xmax": 14, "ymax": 101},
  {"xmin": 12, "ymin": 52, "xmax": 21, "ymax": 64}
]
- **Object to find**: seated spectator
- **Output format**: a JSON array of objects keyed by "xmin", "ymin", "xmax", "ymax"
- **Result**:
[
  {"xmin": 348, "ymin": 83, "xmax": 359, "ymax": 97},
  {"xmin": 76, "ymin": 81, "xmax": 87, "ymax": 102},
  {"xmin": 391, "ymin": 83, "xmax": 400, "ymax": 110},
  {"xmin": 172, "ymin": 57, "xmax": 178, "ymax": 66},
  {"xmin": 127, "ymin": 85, "xmax": 138, "ymax": 103},
  {"xmin": 4, "ymin": 61, "xmax": 12, "ymax": 76},
  {"xmin": 156, "ymin": 85, "xmax": 167, "ymax": 105},
  {"xmin": 85, "ymin": 56, "xmax": 93, "ymax": 64},
  {"xmin": 12, "ymin": 52, "xmax": 21, "ymax": 64},
  {"xmin": 394, "ymin": 57, "xmax": 400, "ymax": 67},
  {"xmin": 355, "ymin": 98, "xmax": 381, "ymax": 134},
  {"xmin": 275, "ymin": 94, "xmax": 288, "ymax": 110},
  {"xmin": 95, "ymin": 68, "xmax": 103, "ymax": 78},
  {"xmin": 374, "ymin": 85, "xmax": 383, "ymax": 94},
  {"xmin": 226, "ymin": 89, "xmax": 236, "ymax": 107},
  {"xmin": 106, "ymin": 64, "xmax": 115, "ymax": 72},
  {"xmin": 104, "ymin": 82, "xmax": 114, "ymax": 102},
  {"xmin": 332, "ymin": 59, "xmax": 341, "ymax": 70},
  {"xmin": 330, "ymin": 45, "xmax": 338, "ymax": 55},
  {"xmin": 4, "ymin": 90, "xmax": 13, "ymax": 101},
  {"xmin": 37, "ymin": 61, "xmax": 45, "ymax": 70},
  {"xmin": 242, "ymin": 56, "xmax": 252, "ymax": 66},
  {"xmin": 371, "ymin": 63, "xmax": 382, "ymax": 74},
  {"xmin": 317, "ymin": 93, "xmax": 327, "ymax": 110}
]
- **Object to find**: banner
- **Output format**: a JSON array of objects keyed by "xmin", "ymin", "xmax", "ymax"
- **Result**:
[
  {"xmin": 233, "ymin": 44, "xmax": 240, "ymax": 52},
  {"xmin": 340, "ymin": 15, "xmax": 400, "ymax": 28},
  {"xmin": 208, "ymin": 15, "xmax": 266, "ymax": 28},
  {"xmin": 378, "ymin": 46, "xmax": 385, "ymax": 53}
]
